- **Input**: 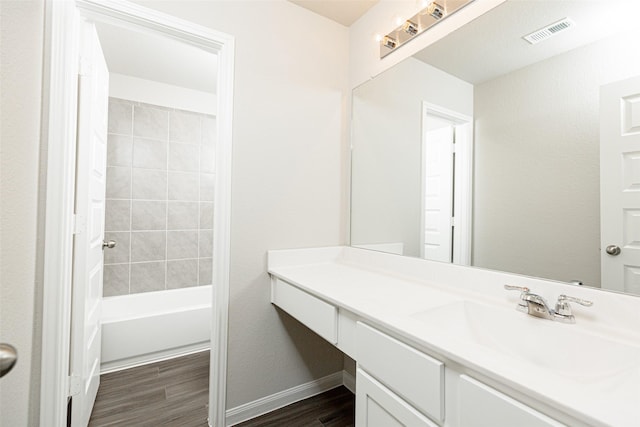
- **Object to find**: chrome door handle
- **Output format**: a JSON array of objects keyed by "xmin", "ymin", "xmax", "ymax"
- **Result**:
[
  {"xmin": 0, "ymin": 343, "xmax": 17, "ymax": 378},
  {"xmin": 102, "ymin": 240, "xmax": 116, "ymax": 250},
  {"xmin": 605, "ymin": 245, "xmax": 621, "ymax": 256}
]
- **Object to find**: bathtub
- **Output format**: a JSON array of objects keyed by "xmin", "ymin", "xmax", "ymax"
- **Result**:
[{"xmin": 100, "ymin": 286, "xmax": 212, "ymax": 372}]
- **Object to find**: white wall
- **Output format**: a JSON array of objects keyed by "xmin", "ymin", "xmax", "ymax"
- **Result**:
[
  {"xmin": 133, "ymin": 0, "xmax": 349, "ymax": 410},
  {"xmin": 109, "ymin": 72, "xmax": 217, "ymax": 115},
  {"xmin": 351, "ymin": 57, "xmax": 472, "ymax": 257},
  {"xmin": 0, "ymin": 1, "xmax": 44, "ymax": 425},
  {"xmin": 473, "ymin": 31, "xmax": 640, "ymax": 286}
]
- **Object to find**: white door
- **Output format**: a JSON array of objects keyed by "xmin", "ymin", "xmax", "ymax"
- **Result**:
[
  {"xmin": 70, "ymin": 21, "xmax": 109, "ymax": 427},
  {"xmin": 422, "ymin": 117, "xmax": 454, "ymax": 262},
  {"xmin": 600, "ymin": 76, "xmax": 640, "ymax": 294}
]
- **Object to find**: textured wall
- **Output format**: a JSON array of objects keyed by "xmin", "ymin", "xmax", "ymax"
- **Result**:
[
  {"xmin": 0, "ymin": 1, "xmax": 44, "ymax": 425},
  {"xmin": 473, "ymin": 32, "xmax": 640, "ymax": 286},
  {"xmin": 103, "ymin": 97, "xmax": 216, "ymax": 296},
  {"xmin": 133, "ymin": 0, "xmax": 349, "ymax": 409}
]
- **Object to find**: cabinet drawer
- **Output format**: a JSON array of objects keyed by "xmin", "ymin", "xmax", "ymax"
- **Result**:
[
  {"xmin": 271, "ymin": 278, "xmax": 337, "ymax": 344},
  {"xmin": 356, "ymin": 369, "xmax": 438, "ymax": 427},
  {"xmin": 356, "ymin": 322, "xmax": 444, "ymax": 422},
  {"xmin": 459, "ymin": 375, "xmax": 565, "ymax": 427}
]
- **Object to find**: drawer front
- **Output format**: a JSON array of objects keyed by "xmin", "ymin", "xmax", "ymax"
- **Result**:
[
  {"xmin": 271, "ymin": 278, "xmax": 337, "ymax": 344},
  {"xmin": 459, "ymin": 375, "xmax": 565, "ymax": 427},
  {"xmin": 356, "ymin": 322, "xmax": 444, "ymax": 422},
  {"xmin": 356, "ymin": 369, "xmax": 438, "ymax": 427}
]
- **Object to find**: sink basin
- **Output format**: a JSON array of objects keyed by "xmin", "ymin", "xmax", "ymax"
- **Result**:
[{"xmin": 411, "ymin": 301, "xmax": 640, "ymax": 382}]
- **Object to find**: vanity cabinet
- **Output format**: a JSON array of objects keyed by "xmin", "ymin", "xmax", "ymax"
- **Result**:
[
  {"xmin": 356, "ymin": 369, "xmax": 438, "ymax": 427},
  {"xmin": 458, "ymin": 375, "xmax": 564, "ymax": 427},
  {"xmin": 270, "ymin": 276, "xmax": 569, "ymax": 427}
]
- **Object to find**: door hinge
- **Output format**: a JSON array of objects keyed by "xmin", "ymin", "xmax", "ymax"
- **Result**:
[
  {"xmin": 68, "ymin": 375, "xmax": 81, "ymax": 397},
  {"xmin": 451, "ymin": 216, "xmax": 457, "ymax": 227},
  {"xmin": 73, "ymin": 214, "xmax": 86, "ymax": 235}
]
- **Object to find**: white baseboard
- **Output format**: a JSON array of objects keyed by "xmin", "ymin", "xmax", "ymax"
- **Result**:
[
  {"xmin": 100, "ymin": 343, "xmax": 209, "ymax": 374},
  {"xmin": 225, "ymin": 370, "xmax": 354, "ymax": 426},
  {"xmin": 342, "ymin": 370, "xmax": 356, "ymax": 394}
]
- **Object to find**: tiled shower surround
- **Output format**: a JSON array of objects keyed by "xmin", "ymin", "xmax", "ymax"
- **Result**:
[{"xmin": 103, "ymin": 97, "xmax": 216, "ymax": 296}]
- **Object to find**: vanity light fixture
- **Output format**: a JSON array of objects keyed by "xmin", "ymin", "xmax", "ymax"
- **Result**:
[
  {"xmin": 380, "ymin": 0, "xmax": 476, "ymax": 58},
  {"xmin": 383, "ymin": 35, "xmax": 397, "ymax": 49},
  {"xmin": 403, "ymin": 20, "xmax": 419, "ymax": 36},
  {"xmin": 426, "ymin": 2, "xmax": 445, "ymax": 20}
]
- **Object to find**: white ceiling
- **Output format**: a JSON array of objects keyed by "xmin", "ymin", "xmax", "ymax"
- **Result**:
[
  {"xmin": 414, "ymin": 0, "xmax": 640, "ymax": 85},
  {"xmin": 95, "ymin": 22, "xmax": 218, "ymax": 94},
  {"xmin": 288, "ymin": 0, "xmax": 378, "ymax": 26}
]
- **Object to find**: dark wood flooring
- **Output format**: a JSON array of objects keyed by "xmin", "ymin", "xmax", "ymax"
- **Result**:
[
  {"xmin": 88, "ymin": 351, "xmax": 355, "ymax": 426},
  {"xmin": 235, "ymin": 386, "xmax": 355, "ymax": 427}
]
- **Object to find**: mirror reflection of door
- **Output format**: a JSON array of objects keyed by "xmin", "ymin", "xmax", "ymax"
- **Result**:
[
  {"xmin": 422, "ymin": 115, "xmax": 454, "ymax": 262},
  {"xmin": 600, "ymin": 75, "xmax": 640, "ymax": 294},
  {"xmin": 421, "ymin": 105, "xmax": 473, "ymax": 265}
]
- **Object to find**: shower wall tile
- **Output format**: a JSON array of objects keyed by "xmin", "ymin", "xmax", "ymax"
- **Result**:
[
  {"xmin": 168, "ymin": 172, "xmax": 199, "ymax": 201},
  {"xmin": 133, "ymin": 138, "xmax": 167, "ymax": 170},
  {"xmin": 133, "ymin": 105, "xmax": 168, "ymax": 140},
  {"xmin": 131, "ymin": 231, "xmax": 166, "ymax": 262},
  {"xmin": 130, "ymin": 261, "xmax": 166, "ymax": 293},
  {"xmin": 104, "ymin": 98, "xmax": 216, "ymax": 297},
  {"xmin": 167, "ymin": 259, "xmax": 198, "ymax": 289},
  {"xmin": 167, "ymin": 202, "xmax": 199, "ymax": 230},
  {"xmin": 170, "ymin": 110, "xmax": 201, "ymax": 144},
  {"xmin": 202, "ymin": 116, "xmax": 216, "ymax": 146},
  {"xmin": 199, "ymin": 230, "xmax": 213, "ymax": 258},
  {"xmin": 200, "ymin": 146, "xmax": 215, "ymax": 173},
  {"xmin": 167, "ymin": 231, "xmax": 198, "ymax": 260},
  {"xmin": 107, "ymin": 134, "xmax": 132, "ymax": 167},
  {"xmin": 198, "ymin": 258, "xmax": 212, "ymax": 286},
  {"xmin": 103, "ymin": 232, "xmax": 130, "ymax": 264},
  {"xmin": 169, "ymin": 143, "xmax": 199, "ymax": 172},
  {"xmin": 106, "ymin": 166, "xmax": 131, "ymax": 199},
  {"xmin": 199, "ymin": 202, "xmax": 214, "ymax": 229},
  {"xmin": 132, "ymin": 201, "xmax": 166, "ymax": 231},
  {"xmin": 103, "ymin": 264, "xmax": 130, "ymax": 297},
  {"xmin": 200, "ymin": 173, "xmax": 215, "ymax": 201},
  {"xmin": 105, "ymin": 199, "xmax": 130, "ymax": 232},
  {"xmin": 132, "ymin": 169, "xmax": 167, "ymax": 200},
  {"xmin": 108, "ymin": 99, "xmax": 133, "ymax": 135}
]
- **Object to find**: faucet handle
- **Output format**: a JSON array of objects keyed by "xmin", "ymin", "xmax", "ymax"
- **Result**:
[
  {"xmin": 504, "ymin": 285, "xmax": 530, "ymax": 293},
  {"xmin": 504, "ymin": 285, "xmax": 530, "ymax": 312},
  {"xmin": 554, "ymin": 294, "xmax": 593, "ymax": 322}
]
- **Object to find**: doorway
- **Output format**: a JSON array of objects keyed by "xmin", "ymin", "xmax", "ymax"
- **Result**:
[
  {"xmin": 40, "ymin": 2, "xmax": 234, "ymax": 426},
  {"xmin": 420, "ymin": 103, "xmax": 473, "ymax": 265}
]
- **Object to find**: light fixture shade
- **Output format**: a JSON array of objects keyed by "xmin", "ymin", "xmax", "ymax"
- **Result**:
[
  {"xmin": 403, "ymin": 20, "xmax": 419, "ymax": 36},
  {"xmin": 427, "ymin": 2, "xmax": 445, "ymax": 20},
  {"xmin": 383, "ymin": 36, "xmax": 397, "ymax": 49}
]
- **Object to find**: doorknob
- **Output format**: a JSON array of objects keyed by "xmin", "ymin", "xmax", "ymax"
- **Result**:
[
  {"xmin": 102, "ymin": 240, "xmax": 116, "ymax": 250},
  {"xmin": 605, "ymin": 245, "xmax": 621, "ymax": 256},
  {"xmin": 0, "ymin": 343, "xmax": 17, "ymax": 378}
]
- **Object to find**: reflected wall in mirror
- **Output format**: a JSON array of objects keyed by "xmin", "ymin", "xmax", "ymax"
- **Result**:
[{"xmin": 351, "ymin": 0, "xmax": 640, "ymax": 295}]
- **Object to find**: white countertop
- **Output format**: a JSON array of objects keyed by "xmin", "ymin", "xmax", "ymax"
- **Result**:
[{"xmin": 268, "ymin": 246, "xmax": 640, "ymax": 427}]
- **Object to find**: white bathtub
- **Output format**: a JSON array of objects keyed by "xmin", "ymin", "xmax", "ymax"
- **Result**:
[{"xmin": 101, "ymin": 286, "xmax": 212, "ymax": 372}]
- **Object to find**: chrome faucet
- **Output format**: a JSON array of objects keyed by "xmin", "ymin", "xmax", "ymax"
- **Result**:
[{"xmin": 504, "ymin": 285, "xmax": 593, "ymax": 324}]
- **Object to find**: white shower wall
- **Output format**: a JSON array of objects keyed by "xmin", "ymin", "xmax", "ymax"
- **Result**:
[{"xmin": 103, "ymin": 97, "xmax": 217, "ymax": 296}]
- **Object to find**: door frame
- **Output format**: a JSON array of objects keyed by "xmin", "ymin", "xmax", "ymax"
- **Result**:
[
  {"xmin": 420, "ymin": 102, "xmax": 473, "ymax": 265},
  {"xmin": 39, "ymin": 1, "xmax": 235, "ymax": 426}
]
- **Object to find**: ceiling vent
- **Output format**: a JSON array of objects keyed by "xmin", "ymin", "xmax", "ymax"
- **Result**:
[{"xmin": 523, "ymin": 18, "xmax": 576, "ymax": 45}]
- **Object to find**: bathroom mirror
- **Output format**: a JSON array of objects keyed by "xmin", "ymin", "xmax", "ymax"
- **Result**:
[{"xmin": 350, "ymin": 0, "xmax": 640, "ymax": 295}]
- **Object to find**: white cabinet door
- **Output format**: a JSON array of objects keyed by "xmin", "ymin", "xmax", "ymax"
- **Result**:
[
  {"xmin": 356, "ymin": 369, "xmax": 438, "ymax": 427},
  {"xmin": 459, "ymin": 375, "xmax": 564, "ymax": 427},
  {"xmin": 600, "ymin": 76, "xmax": 640, "ymax": 294}
]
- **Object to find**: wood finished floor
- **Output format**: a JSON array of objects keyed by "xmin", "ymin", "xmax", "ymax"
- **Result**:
[{"xmin": 89, "ymin": 351, "xmax": 355, "ymax": 427}]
